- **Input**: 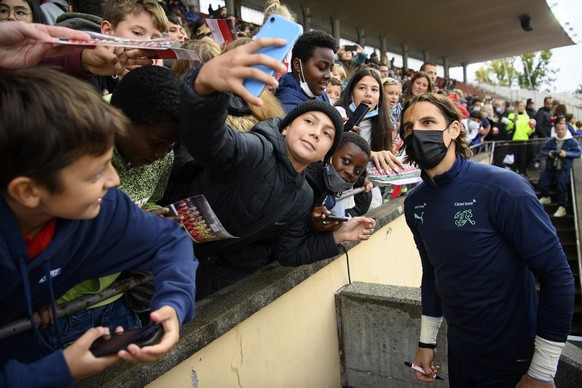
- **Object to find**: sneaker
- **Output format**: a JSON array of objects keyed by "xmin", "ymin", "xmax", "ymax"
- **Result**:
[
  {"xmin": 553, "ymin": 206, "xmax": 567, "ymax": 217},
  {"xmin": 539, "ymin": 197, "xmax": 551, "ymax": 205}
]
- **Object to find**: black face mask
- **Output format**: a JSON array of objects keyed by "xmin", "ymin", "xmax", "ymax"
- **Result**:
[
  {"xmin": 323, "ymin": 163, "xmax": 354, "ymax": 192},
  {"xmin": 404, "ymin": 128, "xmax": 449, "ymax": 170}
]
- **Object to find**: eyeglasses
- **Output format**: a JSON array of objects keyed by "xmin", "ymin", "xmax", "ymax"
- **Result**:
[{"xmin": 0, "ymin": 4, "xmax": 31, "ymax": 21}]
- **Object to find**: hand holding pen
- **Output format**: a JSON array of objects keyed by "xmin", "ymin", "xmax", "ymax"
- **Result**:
[
  {"xmin": 405, "ymin": 361, "xmax": 444, "ymax": 381},
  {"xmin": 410, "ymin": 347, "xmax": 443, "ymax": 382}
]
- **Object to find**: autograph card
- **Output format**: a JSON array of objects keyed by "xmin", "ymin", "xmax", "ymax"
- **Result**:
[
  {"xmin": 57, "ymin": 31, "xmax": 176, "ymax": 48},
  {"xmin": 55, "ymin": 31, "xmax": 200, "ymax": 60},
  {"xmin": 367, "ymin": 162, "xmax": 422, "ymax": 186}
]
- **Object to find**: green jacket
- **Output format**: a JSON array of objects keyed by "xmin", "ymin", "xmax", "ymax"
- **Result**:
[
  {"xmin": 507, "ymin": 112, "xmax": 533, "ymax": 141},
  {"xmin": 112, "ymin": 147, "xmax": 174, "ymax": 210}
]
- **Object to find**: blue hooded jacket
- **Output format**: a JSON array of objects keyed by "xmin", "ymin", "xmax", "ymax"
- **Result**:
[
  {"xmin": 539, "ymin": 131, "xmax": 581, "ymax": 171},
  {"xmin": 0, "ymin": 188, "xmax": 197, "ymax": 387},
  {"xmin": 275, "ymin": 72, "xmax": 330, "ymax": 113}
]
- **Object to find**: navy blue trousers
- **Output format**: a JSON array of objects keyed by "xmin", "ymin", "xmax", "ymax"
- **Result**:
[{"xmin": 538, "ymin": 169, "xmax": 570, "ymax": 207}]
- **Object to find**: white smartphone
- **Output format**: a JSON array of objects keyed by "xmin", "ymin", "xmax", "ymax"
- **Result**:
[{"xmin": 242, "ymin": 15, "xmax": 303, "ymax": 97}]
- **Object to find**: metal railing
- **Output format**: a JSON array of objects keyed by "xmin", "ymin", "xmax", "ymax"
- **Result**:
[
  {"xmin": 471, "ymin": 138, "xmax": 548, "ymax": 169},
  {"xmin": 0, "ymin": 273, "xmax": 153, "ymax": 340},
  {"xmin": 570, "ymin": 138, "xmax": 582, "ymax": 306}
]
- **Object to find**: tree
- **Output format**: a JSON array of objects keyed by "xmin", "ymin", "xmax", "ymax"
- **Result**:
[
  {"xmin": 475, "ymin": 66, "xmax": 492, "ymax": 84},
  {"xmin": 475, "ymin": 57, "xmax": 517, "ymax": 86},
  {"xmin": 517, "ymin": 50, "xmax": 556, "ymax": 90},
  {"xmin": 474, "ymin": 50, "xmax": 557, "ymax": 90},
  {"xmin": 490, "ymin": 57, "xmax": 518, "ymax": 87}
]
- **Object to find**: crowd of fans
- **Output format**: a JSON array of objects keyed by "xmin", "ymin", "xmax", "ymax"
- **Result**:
[{"xmin": 0, "ymin": 0, "xmax": 580, "ymax": 386}]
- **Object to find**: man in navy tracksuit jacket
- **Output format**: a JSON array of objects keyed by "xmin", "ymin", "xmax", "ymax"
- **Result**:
[{"xmin": 402, "ymin": 93, "xmax": 574, "ymax": 387}]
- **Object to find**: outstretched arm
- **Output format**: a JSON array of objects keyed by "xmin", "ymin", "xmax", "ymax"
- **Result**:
[
  {"xmin": 193, "ymin": 37, "xmax": 287, "ymax": 106},
  {"xmin": 332, "ymin": 216, "xmax": 376, "ymax": 244},
  {"xmin": 0, "ymin": 22, "xmax": 90, "ymax": 68}
]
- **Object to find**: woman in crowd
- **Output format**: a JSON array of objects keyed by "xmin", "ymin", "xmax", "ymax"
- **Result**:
[
  {"xmin": 337, "ymin": 68, "xmax": 398, "ymax": 209},
  {"xmin": 335, "ymin": 43, "xmax": 366, "ymax": 85},
  {"xmin": 506, "ymin": 100, "xmax": 534, "ymax": 176},
  {"xmin": 403, "ymin": 71, "xmax": 433, "ymax": 103},
  {"xmin": 0, "ymin": 0, "xmax": 45, "ymax": 23}
]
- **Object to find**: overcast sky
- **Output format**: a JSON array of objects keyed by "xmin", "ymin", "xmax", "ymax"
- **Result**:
[{"xmin": 448, "ymin": 0, "xmax": 582, "ymax": 93}]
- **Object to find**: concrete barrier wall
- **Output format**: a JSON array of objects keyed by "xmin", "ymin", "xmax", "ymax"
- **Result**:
[
  {"xmin": 77, "ymin": 153, "xmax": 582, "ymax": 387},
  {"xmin": 336, "ymin": 282, "xmax": 448, "ymax": 387},
  {"xmin": 336, "ymin": 282, "xmax": 582, "ymax": 388},
  {"xmin": 78, "ymin": 197, "xmax": 423, "ymax": 387},
  {"xmin": 145, "ymin": 201, "xmax": 421, "ymax": 388}
]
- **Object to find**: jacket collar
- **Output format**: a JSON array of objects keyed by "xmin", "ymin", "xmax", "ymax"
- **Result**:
[
  {"xmin": 0, "ymin": 195, "xmax": 81, "ymax": 272},
  {"xmin": 276, "ymin": 73, "xmax": 331, "ymax": 104},
  {"xmin": 555, "ymin": 131, "xmax": 573, "ymax": 140},
  {"xmin": 420, "ymin": 154, "xmax": 466, "ymax": 189},
  {"xmin": 0, "ymin": 195, "xmax": 69, "ymax": 350}
]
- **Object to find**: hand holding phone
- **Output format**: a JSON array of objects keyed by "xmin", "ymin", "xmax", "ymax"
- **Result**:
[
  {"xmin": 344, "ymin": 103, "xmax": 370, "ymax": 132},
  {"xmin": 89, "ymin": 324, "xmax": 164, "ymax": 357},
  {"xmin": 325, "ymin": 214, "xmax": 349, "ymax": 222},
  {"xmin": 242, "ymin": 15, "xmax": 303, "ymax": 97}
]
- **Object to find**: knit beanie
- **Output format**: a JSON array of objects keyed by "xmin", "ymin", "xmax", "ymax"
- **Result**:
[{"xmin": 279, "ymin": 100, "xmax": 344, "ymax": 161}]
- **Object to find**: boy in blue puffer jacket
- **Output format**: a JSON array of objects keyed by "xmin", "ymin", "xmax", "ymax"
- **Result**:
[
  {"xmin": 0, "ymin": 67, "xmax": 197, "ymax": 387},
  {"xmin": 538, "ymin": 115, "xmax": 582, "ymax": 217}
]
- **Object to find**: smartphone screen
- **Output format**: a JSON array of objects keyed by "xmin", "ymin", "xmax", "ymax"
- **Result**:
[
  {"xmin": 343, "ymin": 103, "xmax": 370, "ymax": 132},
  {"xmin": 242, "ymin": 15, "xmax": 303, "ymax": 97},
  {"xmin": 89, "ymin": 324, "xmax": 164, "ymax": 357},
  {"xmin": 344, "ymin": 45, "xmax": 357, "ymax": 52}
]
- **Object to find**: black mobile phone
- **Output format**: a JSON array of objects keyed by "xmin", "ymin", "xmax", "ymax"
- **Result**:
[
  {"xmin": 344, "ymin": 102, "xmax": 370, "ymax": 132},
  {"xmin": 325, "ymin": 214, "xmax": 349, "ymax": 222},
  {"xmin": 89, "ymin": 324, "xmax": 164, "ymax": 357},
  {"xmin": 344, "ymin": 44, "xmax": 357, "ymax": 52}
]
